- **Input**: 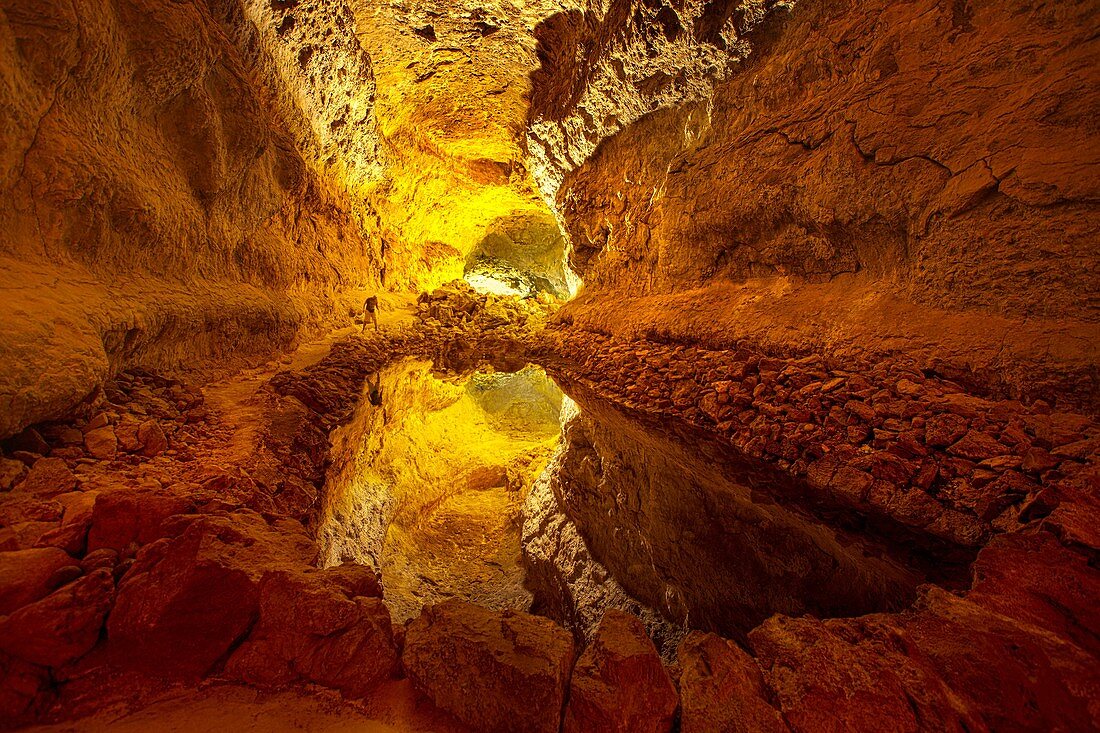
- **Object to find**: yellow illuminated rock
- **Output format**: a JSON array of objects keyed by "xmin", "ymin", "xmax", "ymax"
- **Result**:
[{"xmin": 319, "ymin": 358, "xmax": 563, "ymax": 621}]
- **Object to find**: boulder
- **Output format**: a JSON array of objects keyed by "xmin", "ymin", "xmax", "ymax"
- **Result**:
[
  {"xmin": 0, "ymin": 652, "xmax": 49, "ymax": 724},
  {"xmin": 226, "ymin": 566, "xmax": 398, "ymax": 697},
  {"xmin": 86, "ymin": 489, "xmax": 195, "ymax": 554},
  {"xmin": 107, "ymin": 511, "xmax": 314, "ymax": 678},
  {"xmin": 563, "ymin": 609, "xmax": 677, "ymax": 733},
  {"xmin": 0, "ymin": 547, "xmax": 74, "ymax": 614},
  {"xmin": 17, "ymin": 458, "xmax": 78, "ymax": 497},
  {"xmin": 678, "ymin": 632, "xmax": 788, "ymax": 733},
  {"xmin": 0, "ymin": 568, "xmax": 114, "ymax": 667},
  {"xmin": 403, "ymin": 599, "xmax": 575, "ymax": 733}
]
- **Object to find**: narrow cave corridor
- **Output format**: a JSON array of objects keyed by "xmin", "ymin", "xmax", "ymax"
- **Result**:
[{"xmin": 0, "ymin": 1, "xmax": 1098, "ymax": 732}]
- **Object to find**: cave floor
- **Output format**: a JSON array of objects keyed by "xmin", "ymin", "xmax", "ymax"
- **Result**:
[{"xmin": 21, "ymin": 681, "xmax": 472, "ymax": 733}]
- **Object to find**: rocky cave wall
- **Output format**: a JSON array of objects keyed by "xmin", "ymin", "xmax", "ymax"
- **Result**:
[
  {"xmin": 535, "ymin": 0, "xmax": 1100, "ymax": 410},
  {"xmin": 0, "ymin": 0, "xmax": 392, "ymax": 437}
]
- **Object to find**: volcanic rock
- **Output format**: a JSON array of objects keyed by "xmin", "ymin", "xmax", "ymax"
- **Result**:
[
  {"xmin": 107, "ymin": 511, "xmax": 315, "ymax": 678},
  {"xmin": 0, "ymin": 547, "xmax": 74, "ymax": 614},
  {"xmin": 226, "ymin": 566, "xmax": 398, "ymax": 697},
  {"xmin": 403, "ymin": 599, "xmax": 575, "ymax": 733},
  {"xmin": 678, "ymin": 631, "xmax": 788, "ymax": 733},
  {"xmin": 0, "ymin": 568, "xmax": 114, "ymax": 668},
  {"xmin": 563, "ymin": 609, "xmax": 677, "ymax": 733}
]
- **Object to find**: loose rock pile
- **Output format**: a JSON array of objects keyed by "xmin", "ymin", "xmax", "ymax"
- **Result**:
[{"xmin": 539, "ymin": 327, "xmax": 1100, "ymax": 551}]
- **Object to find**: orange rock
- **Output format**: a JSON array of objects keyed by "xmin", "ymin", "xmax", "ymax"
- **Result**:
[
  {"xmin": 107, "ymin": 511, "xmax": 315, "ymax": 678},
  {"xmin": 563, "ymin": 609, "xmax": 677, "ymax": 733},
  {"xmin": 226, "ymin": 566, "xmax": 397, "ymax": 697},
  {"xmin": 17, "ymin": 458, "xmax": 78, "ymax": 497},
  {"xmin": 679, "ymin": 631, "xmax": 788, "ymax": 733},
  {"xmin": 403, "ymin": 599, "xmax": 575, "ymax": 733},
  {"xmin": 0, "ymin": 547, "xmax": 73, "ymax": 614},
  {"xmin": 0, "ymin": 568, "xmax": 113, "ymax": 668}
]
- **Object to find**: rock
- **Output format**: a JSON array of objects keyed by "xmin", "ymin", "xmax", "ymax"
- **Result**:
[
  {"xmin": 0, "ymin": 568, "xmax": 114, "ymax": 668},
  {"xmin": 0, "ymin": 652, "xmax": 49, "ymax": 724},
  {"xmin": 80, "ymin": 548, "xmax": 119, "ymax": 574},
  {"xmin": 0, "ymin": 547, "xmax": 74, "ymax": 614},
  {"xmin": 107, "ymin": 511, "xmax": 314, "ymax": 678},
  {"xmin": 0, "ymin": 458, "xmax": 26, "ymax": 491},
  {"xmin": 86, "ymin": 489, "xmax": 195, "ymax": 554},
  {"xmin": 83, "ymin": 426, "xmax": 117, "ymax": 460},
  {"xmin": 83, "ymin": 413, "xmax": 110, "ymax": 432},
  {"xmin": 5, "ymin": 429, "xmax": 50, "ymax": 457},
  {"xmin": 563, "ymin": 609, "xmax": 677, "ymax": 733},
  {"xmin": 679, "ymin": 631, "xmax": 788, "ymax": 733},
  {"xmin": 948, "ymin": 431, "xmax": 1006, "ymax": 461},
  {"xmin": 924, "ymin": 413, "xmax": 968, "ymax": 448},
  {"xmin": 136, "ymin": 420, "xmax": 169, "ymax": 457},
  {"xmin": 403, "ymin": 599, "xmax": 575, "ymax": 733},
  {"xmin": 226, "ymin": 567, "xmax": 398, "ymax": 697},
  {"xmin": 17, "ymin": 458, "xmax": 78, "ymax": 497}
]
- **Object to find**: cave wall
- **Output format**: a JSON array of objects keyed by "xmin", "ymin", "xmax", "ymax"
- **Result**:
[
  {"xmin": 538, "ymin": 0, "xmax": 1099, "ymax": 408},
  {"xmin": 0, "ymin": 0, "xmax": 386, "ymax": 437}
]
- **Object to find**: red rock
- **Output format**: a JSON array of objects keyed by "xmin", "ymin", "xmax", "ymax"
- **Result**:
[
  {"xmin": 0, "ymin": 547, "xmax": 74, "ymax": 614},
  {"xmin": 948, "ymin": 431, "xmax": 1006, "ymax": 461},
  {"xmin": 226, "ymin": 567, "xmax": 397, "ymax": 697},
  {"xmin": 17, "ymin": 458, "xmax": 78, "ymax": 497},
  {"xmin": 0, "ymin": 496, "xmax": 62, "ymax": 526},
  {"xmin": 749, "ymin": 613, "xmax": 982, "ymax": 732},
  {"xmin": 563, "ymin": 609, "xmax": 677, "ymax": 733},
  {"xmin": 0, "ymin": 568, "xmax": 114, "ymax": 668},
  {"xmin": 969, "ymin": 532, "xmax": 1100, "ymax": 657},
  {"xmin": 403, "ymin": 599, "xmax": 575, "ymax": 733},
  {"xmin": 924, "ymin": 413, "xmax": 968, "ymax": 448},
  {"xmin": 83, "ymin": 426, "xmax": 117, "ymax": 461},
  {"xmin": 107, "ymin": 511, "xmax": 315, "ymax": 678},
  {"xmin": 0, "ymin": 458, "xmax": 26, "ymax": 491},
  {"xmin": 86, "ymin": 489, "xmax": 195, "ymax": 554},
  {"xmin": 136, "ymin": 420, "xmax": 169, "ymax": 457},
  {"xmin": 0, "ymin": 652, "xmax": 49, "ymax": 724},
  {"xmin": 679, "ymin": 631, "xmax": 788, "ymax": 733}
]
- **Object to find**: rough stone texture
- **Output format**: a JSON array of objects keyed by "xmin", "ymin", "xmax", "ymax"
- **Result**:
[
  {"xmin": 678, "ymin": 631, "xmax": 788, "ymax": 733},
  {"xmin": 563, "ymin": 609, "xmax": 677, "ymax": 733},
  {"xmin": 225, "ymin": 565, "xmax": 398, "ymax": 698},
  {"xmin": 107, "ymin": 511, "xmax": 315, "ymax": 678},
  {"xmin": 0, "ymin": 0, "xmax": 386, "ymax": 439},
  {"xmin": 403, "ymin": 599, "xmax": 575, "ymax": 733},
  {"xmin": 86, "ymin": 488, "xmax": 196, "ymax": 555},
  {"xmin": 0, "ymin": 547, "xmax": 73, "ymax": 614},
  {"xmin": 0, "ymin": 568, "xmax": 113, "ymax": 668},
  {"xmin": 549, "ymin": 0, "xmax": 1099, "ymax": 410},
  {"xmin": 528, "ymin": 0, "xmax": 794, "ymax": 197}
]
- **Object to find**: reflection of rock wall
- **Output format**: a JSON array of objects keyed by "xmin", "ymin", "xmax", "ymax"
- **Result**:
[
  {"xmin": 0, "ymin": 0, "xmax": 386, "ymax": 437},
  {"xmin": 528, "ymin": 395, "xmax": 921, "ymax": 642}
]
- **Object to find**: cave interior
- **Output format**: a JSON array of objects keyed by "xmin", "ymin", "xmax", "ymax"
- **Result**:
[{"xmin": 0, "ymin": 0, "xmax": 1097, "ymax": 731}]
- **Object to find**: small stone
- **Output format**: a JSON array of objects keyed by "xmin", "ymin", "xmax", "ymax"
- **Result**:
[
  {"xmin": 136, "ymin": 421, "xmax": 169, "ymax": 457},
  {"xmin": 83, "ymin": 426, "xmax": 117, "ymax": 461},
  {"xmin": 948, "ymin": 431, "xmax": 1006, "ymax": 461}
]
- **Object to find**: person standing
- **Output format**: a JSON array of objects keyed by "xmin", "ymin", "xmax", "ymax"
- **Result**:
[{"xmin": 362, "ymin": 295, "xmax": 379, "ymax": 333}]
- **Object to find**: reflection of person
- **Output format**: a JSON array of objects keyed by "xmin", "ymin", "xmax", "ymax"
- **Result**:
[
  {"xmin": 362, "ymin": 295, "xmax": 379, "ymax": 333},
  {"xmin": 367, "ymin": 372, "xmax": 383, "ymax": 406}
]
